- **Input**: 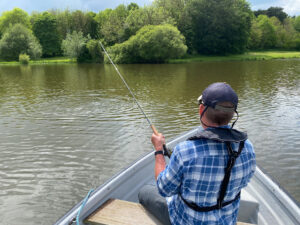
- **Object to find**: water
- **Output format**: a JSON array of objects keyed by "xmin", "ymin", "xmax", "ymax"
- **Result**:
[{"xmin": 0, "ymin": 60, "xmax": 299, "ymax": 225}]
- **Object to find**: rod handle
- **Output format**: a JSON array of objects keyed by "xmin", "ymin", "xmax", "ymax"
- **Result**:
[
  {"xmin": 151, "ymin": 124, "xmax": 159, "ymax": 135},
  {"xmin": 151, "ymin": 124, "xmax": 171, "ymax": 158}
]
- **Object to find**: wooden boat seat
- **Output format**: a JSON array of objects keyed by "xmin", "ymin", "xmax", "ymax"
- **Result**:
[
  {"xmin": 85, "ymin": 198, "xmax": 255, "ymax": 225},
  {"xmin": 85, "ymin": 199, "xmax": 163, "ymax": 225}
]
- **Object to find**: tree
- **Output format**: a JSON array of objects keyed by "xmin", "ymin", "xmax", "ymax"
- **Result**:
[
  {"xmin": 248, "ymin": 19, "xmax": 262, "ymax": 50},
  {"xmin": 107, "ymin": 24, "xmax": 187, "ymax": 63},
  {"xmin": 96, "ymin": 5, "xmax": 129, "ymax": 46},
  {"xmin": 32, "ymin": 12, "xmax": 61, "ymax": 57},
  {"xmin": 69, "ymin": 11, "xmax": 99, "ymax": 39},
  {"xmin": 179, "ymin": 0, "xmax": 253, "ymax": 55},
  {"xmin": 61, "ymin": 31, "xmax": 89, "ymax": 59},
  {"xmin": 254, "ymin": 7, "xmax": 288, "ymax": 23},
  {"xmin": 254, "ymin": 9, "xmax": 267, "ymax": 17},
  {"xmin": 294, "ymin": 16, "xmax": 300, "ymax": 32},
  {"xmin": 50, "ymin": 9, "xmax": 72, "ymax": 40},
  {"xmin": 266, "ymin": 7, "xmax": 287, "ymax": 23},
  {"xmin": 124, "ymin": 6, "xmax": 176, "ymax": 38},
  {"xmin": 0, "ymin": 8, "xmax": 31, "ymax": 36},
  {"xmin": 248, "ymin": 15, "xmax": 299, "ymax": 50},
  {"xmin": 257, "ymin": 15, "xmax": 277, "ymax": 49},
  {"xmin": 153, "ymin": 0, "xmax": 188, "ymax": 24},
  {"xmin": 85, "ymin": 12, "xmax": 99, "ymax": 39},
  {"xmin": 127, "ymin": 3, "xmax": 139, "ymax": 11},
  {"xmin": 0, "ymin": 24, "xmax": 42, "ymax": 60}
]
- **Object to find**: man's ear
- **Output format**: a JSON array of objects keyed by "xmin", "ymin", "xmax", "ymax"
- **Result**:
[{"xmin": 199, "ymin": 104, "xmax": 205, "ymax": 116}]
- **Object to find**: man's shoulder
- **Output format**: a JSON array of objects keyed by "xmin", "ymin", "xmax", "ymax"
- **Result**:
[
  {"xmin": 244, "ymin": 139, "xmax": 255, "ymax": 154},
  {"xmin": 173, "ymin": 138, "xmax": 211, "ymax": 158}
]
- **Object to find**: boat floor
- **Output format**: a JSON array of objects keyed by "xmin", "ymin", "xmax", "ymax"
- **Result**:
[{"xmin": 85, "ymin": 198, "xmax": 255, "ymax": 225}]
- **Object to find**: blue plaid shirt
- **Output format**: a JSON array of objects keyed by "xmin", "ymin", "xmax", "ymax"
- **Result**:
[{"xmin": 157, "ymin": 126, "xmax": 256, "ymax": 225}]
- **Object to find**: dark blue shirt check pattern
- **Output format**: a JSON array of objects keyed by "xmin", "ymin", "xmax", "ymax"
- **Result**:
[{"xmin": 157, "ymin": 127, "xmax": 256, "ymax": 225}]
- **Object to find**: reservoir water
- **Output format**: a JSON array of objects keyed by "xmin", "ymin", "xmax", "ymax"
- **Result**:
[{"xmin": 0, "ymin": 60, "xmax": 299, "ymax": 225}]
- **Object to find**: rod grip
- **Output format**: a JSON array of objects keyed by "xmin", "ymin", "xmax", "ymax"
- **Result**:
[{"xmin": 151, "ymin": 124, "xmax": 159, "ymax": 135}]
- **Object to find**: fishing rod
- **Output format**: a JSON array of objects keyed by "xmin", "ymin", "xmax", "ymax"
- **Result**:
[{"xmin": 98, "ymin": 41, "xmax": 171, "ymax": 157}]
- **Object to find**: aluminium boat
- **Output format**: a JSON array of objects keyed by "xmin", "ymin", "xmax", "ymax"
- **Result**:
[{"xmin": 55, "ymin": 127, "xmax": 300, "ymax": 225}]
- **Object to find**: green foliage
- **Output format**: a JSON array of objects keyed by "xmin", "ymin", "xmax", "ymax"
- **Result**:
[
  {"xmin": 49, "ymin": 10, "xmax": 98, "ymax": 41},
  {"xmin": 254, "ymin": 9, "xmax": 267, "ymax": 17},
  {"xmin": 86, "ymin": 39, "xmax": 104, "ymax": 62},
  {"xmin": 254, "ymin": 7, "xmax": 287, "ymax": 23},
  {"xmin": 257, "ymin": 15, "xmax": 277, "ymax": 49},
  {"xmin": 70, "ymin": 10, "xmax": 99, "ymax": 38},
  {"xmin": 153, "ymin": 0, "xmax": 187, "ymax": 24},
  {"xmin": 50, "ymin": 9, "xmax": 72, "ymax": 40},
  {"xmin": 0, "ymin": 5, "xmax": 299, "ymax": 61},
  {"xmin": 0, "ymin": 8, "xmax": 31, "ymax": 35},
  {"xmin": 77, "ymin": 45, "xmax": 92, "ymax": 62},
  {"xmin": 127, "ymin": 3, "xmax": 139, "ymax": 11},
  {"xmin": 125, "ymin": 6, "xmax": 176, "ymax": 38},
  {"xmin": 19, "ymin": 53, "xmax": 30, "ymax": 64},
  {"xmin": 266, "ymin": 7, "xmax": 288, "ymax": 23},
  {"xmin": 62, "ymin": 31, "xmax": 89, "ymax": 59},
  {"xmin": 107, "ymin": 24, "xmax": 187, "ymax": 63},
  {"xmin": 96, "ymin": 5, "xmax": 129, "ymax": 46},
  {"xmin": 179, "ymin": 0, "xmax": 253, "ymax": 55},
  {"xmin": 0, "ymin": 24, "xmax": 42, "ymax": 60},
  {"xmin": 294, "ymin": 16, "xmax": 300, "ymax": 32},
  {"xmin": 32, "ymin": 12, "xmax": 61, "ymax": 57},
  {"xmin": 249, "ymin": 16, "xmax": 299, "ymax": 50}
]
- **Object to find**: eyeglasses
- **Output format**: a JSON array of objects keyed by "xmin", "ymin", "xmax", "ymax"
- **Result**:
[{"xmin": 197, "ymin": 95, "xmax": 203, "ymax": 105}]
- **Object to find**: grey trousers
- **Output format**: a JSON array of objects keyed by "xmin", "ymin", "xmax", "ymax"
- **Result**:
[{"xmin": 138, "ymin": 184, "xmax": 172, "ymax": 225}]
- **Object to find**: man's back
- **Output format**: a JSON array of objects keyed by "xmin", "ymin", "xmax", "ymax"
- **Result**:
[{"xmin": 157, "ymin": 127, "xmax": 256, "ymax": 225}]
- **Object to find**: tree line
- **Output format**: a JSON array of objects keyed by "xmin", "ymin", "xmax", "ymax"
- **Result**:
[{"xmin": 0, "ymin": 0, "xmax": 300, "ymax": 64}]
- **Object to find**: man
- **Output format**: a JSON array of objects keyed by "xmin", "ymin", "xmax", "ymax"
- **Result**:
[{"xmin": 139, "ymin": 82, "xmax": 256, "ymax": 225}]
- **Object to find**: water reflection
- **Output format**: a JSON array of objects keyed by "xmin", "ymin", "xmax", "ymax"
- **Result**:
[{"xmin": 0, "ymin": 60, "xmax": 299, "ymax": 224}]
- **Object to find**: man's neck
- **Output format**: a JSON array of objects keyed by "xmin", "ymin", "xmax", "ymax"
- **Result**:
[{"xmin": 201, "ymin": 119, "xmax": 227, "ymax": 129}]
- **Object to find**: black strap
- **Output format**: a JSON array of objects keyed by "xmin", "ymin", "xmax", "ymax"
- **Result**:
[
  {"xmin": 179, "ymin": 192, "xmax": 241, "ymax": 212},
  {"xmin": 217, "ymin": 141, "xmax": 244, "ymax": 207},
  {"xmin": 154, "ymin": 150, "xmax": 164, "ymax": 156},
  {"xmin": 180, "ymin": 140, "xmax": 245, "ymax": 212}
]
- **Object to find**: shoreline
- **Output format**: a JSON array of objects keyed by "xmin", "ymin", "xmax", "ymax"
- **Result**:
[
  {"xmin": 0, "ymin": 57, "xmax": 76, "ymax": 65},
  {"xmin": 169, "ymin": 51, "xmax": 300, "ymax": 63},
  {"xmin": 0, "ymin": 51, "xmax": 299, "ymax": 65}
]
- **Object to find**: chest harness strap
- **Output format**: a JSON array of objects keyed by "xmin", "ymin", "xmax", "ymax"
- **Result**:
[{"xmin": 179, "ymin": 127, "xmax": 247, "ymax": 212}]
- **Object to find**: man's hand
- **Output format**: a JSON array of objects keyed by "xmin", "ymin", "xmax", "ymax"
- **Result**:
[
  {"xmin": 151, "ymin": 133, "xmax": 165, "ymax": 151},
  {"xmin": 152, "ymin": 132, "xmax": 166, "ymax": 180}
]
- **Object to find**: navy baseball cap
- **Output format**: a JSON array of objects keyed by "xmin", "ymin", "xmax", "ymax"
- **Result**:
[{"xmin": 198, "ymin": 82, "xmax": 238, "ymax": 112}]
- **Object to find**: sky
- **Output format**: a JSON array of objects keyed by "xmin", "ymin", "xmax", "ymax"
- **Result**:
[{"xmin": 0, "ymin": 0, "xmax": 299, "ymax": 16}]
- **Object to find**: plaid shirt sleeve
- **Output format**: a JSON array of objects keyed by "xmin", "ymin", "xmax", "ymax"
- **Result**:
[{"xmin": 156, "ymin": 144, "xmax": 184, "ymax": 197}]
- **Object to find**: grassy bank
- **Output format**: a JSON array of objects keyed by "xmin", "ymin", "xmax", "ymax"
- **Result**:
[
  {"xmin": 1, "ymin": 51, "xmax": 300, "ymax": 65},
  {"xmin": 0, "ymin": 57, "xmax": 75, "ymax": 65},
  {"xmin": 169, "ymin": 51, "xmax": 300, "ymax": 63}
]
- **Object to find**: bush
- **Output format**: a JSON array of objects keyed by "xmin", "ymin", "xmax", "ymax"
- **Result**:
[
  {"xmin": 62, "ymin": 31, "xmax": 89, "ymax": 59},
  {"xmin": 77, "ymin": 45, "xmax": 92, "ymax": 63},
  {"xmin": 86, "ymin": 39, "xmax": 104, "ymax": 63},
  {"xmin": 0, "ymin": 24, "xmax": 42, "ymax": 60},
  {"xmin": 19, "ymin": 53, "xmax": 30, "ymax": 64},
  {"xmin": 107, "ymin": 24, "xmax": 187, "ymax": 63}
]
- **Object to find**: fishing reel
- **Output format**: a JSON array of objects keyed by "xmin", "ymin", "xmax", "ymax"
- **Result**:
[{"xmin": 163, "ymin": 145, "xmax": 173, "ymax": 158}]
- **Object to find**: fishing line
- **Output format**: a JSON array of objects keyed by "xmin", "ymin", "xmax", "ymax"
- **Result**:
[
  {"xmin": 98, "ymin": 41, "xmax": 159, "ymax": 135},
  {"xmin": 98, "ymin": 41, "xmax": 171, "ymax": 157}
]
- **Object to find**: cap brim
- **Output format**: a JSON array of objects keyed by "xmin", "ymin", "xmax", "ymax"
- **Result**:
[{"xmin": 214, "ymin": 105, "xmax": 236, "ymax": 112}]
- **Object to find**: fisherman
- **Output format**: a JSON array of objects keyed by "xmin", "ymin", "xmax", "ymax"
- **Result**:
[{"xmin": 138, "ymin": 82, "xmax": 256, "ymax": 225}]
